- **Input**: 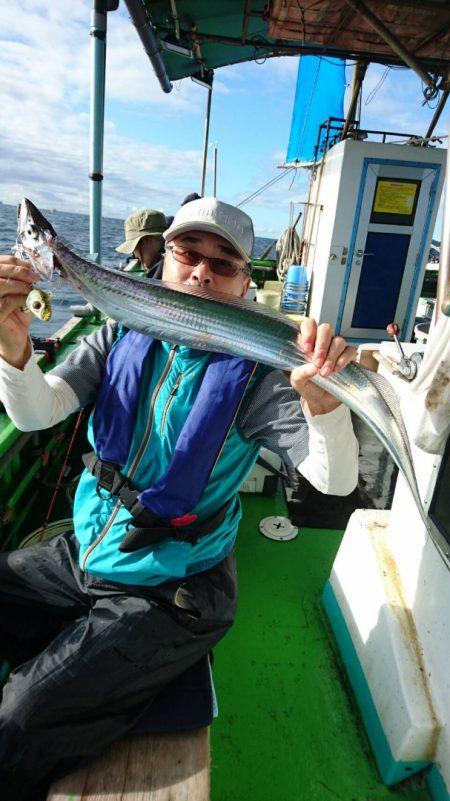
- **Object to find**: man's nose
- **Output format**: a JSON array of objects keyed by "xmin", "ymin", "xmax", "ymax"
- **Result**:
[{"xmin": 189, "ymin": 258, "xmax": 212, "ymax": 284}]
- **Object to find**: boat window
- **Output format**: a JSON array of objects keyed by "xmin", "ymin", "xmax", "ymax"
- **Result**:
[{"xmin": 429, "ymin": 434, "xmax": 450, "ymax": 559}]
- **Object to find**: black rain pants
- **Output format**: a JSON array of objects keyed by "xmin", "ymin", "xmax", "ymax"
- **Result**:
[{"xmin": 0, "ymin": 530, "xmax": 237, "ymax": 801}]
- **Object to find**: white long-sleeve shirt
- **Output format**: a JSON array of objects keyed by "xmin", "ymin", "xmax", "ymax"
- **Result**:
[{"xmin": 0, "ymin": 328, "xmax": 359, "ymax": 497}]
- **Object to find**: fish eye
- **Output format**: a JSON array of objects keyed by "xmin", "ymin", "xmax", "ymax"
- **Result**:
[{"xmin": 26, "ymin": 224, "xmax": 39, "ymax": 239}]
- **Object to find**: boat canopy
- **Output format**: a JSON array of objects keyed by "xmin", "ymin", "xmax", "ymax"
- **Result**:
[{"xmin": 135, "ymin": 0, "xmax": 450, "ymax": 94}]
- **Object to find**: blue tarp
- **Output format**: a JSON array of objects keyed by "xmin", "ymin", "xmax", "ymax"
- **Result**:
[{"xmin": 286, "ymin": 56, "xmax": 346, "ymax": 164}]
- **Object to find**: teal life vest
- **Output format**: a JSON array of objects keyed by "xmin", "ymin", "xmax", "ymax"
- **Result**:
[
  {"xmin": 73, "ymin": 332, "xmax": 269, "ymax": 584},
  {"xmin": 87, "ymin": 330, "xmax": 259, "ymax": 548}
]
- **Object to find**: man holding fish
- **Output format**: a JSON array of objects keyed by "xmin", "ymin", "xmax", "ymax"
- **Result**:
[{"xmin": 0, "ymin": 197, "xmax": 359, "ymax": 800}]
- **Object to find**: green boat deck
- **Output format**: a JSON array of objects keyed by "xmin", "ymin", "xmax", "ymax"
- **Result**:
[
  {"xmin": 211, "ymin": 491, "xmax": 432, "ymax": 801},
  {"xmin": 0, "ymin": 315, "xmax": 436, "ymax": 798}
]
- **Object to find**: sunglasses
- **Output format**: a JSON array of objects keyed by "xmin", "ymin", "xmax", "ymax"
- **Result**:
[{"xmin": 165, "ymin": 243, "xmax": 251, "ymax": 278}]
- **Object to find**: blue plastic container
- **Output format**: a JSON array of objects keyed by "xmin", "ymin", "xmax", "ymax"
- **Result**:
[
  {"xmin": 280, "ymin": 264, "xmax": 309, "ymax": 315},
  {"xmin": 286, "ymin": 264, "xmax": 308, "ymax": 285}
]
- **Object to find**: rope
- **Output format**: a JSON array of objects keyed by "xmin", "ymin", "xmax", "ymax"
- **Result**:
[
  {"xmin": 276, "ymin": 210, "xmax": 303, "ymax": 281},
  {"xmin": 237, "ymin": 167, "xmax": 297, "ymax": 208}
]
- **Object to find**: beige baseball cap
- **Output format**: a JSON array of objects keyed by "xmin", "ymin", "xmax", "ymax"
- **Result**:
[{"xmin": 163, "ymin": 197, "xmax": 254, "ymax": 263}]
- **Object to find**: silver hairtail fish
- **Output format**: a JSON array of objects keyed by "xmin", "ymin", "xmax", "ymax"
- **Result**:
[{"xmin": 16, "ymin": 197, "xmax": 428, "ymax": 528}]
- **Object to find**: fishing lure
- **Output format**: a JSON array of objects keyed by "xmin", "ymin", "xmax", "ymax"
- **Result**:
[{"xmin": 22, "ymin": 288, "xmax": 52, "ymax": 321}]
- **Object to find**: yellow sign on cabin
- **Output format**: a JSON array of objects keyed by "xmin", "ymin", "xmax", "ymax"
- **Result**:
[{"xmin": 373, "ymin": 180, "xmax": 418, "ymax": 216}]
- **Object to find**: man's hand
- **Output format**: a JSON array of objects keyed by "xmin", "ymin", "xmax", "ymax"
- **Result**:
[
  {"xmin": 290, "ymin": 318, "xmax": 356, "ymax": 416},
  {"xmin": 0, "ymin": 255, "xmax": 39, "ymax": 368}
]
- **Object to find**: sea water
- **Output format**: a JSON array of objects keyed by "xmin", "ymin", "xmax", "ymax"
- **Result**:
[{"xmin": 0, "ymin": 202, "xmax": 276, "ymax": 338}]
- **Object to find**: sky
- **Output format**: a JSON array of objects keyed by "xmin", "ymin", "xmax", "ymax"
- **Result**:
[{"xmin": 0, "ymin": 0, "xmax": 449, "ymax": 240}]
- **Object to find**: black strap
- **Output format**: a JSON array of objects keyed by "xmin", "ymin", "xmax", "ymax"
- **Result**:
[
  {"xmin": 82, "ymin": 452, "xmax": 127, "ymax": 496},
  {"xmin": 118, "ymin": 503, "xmax": 231, "ymax": 553},
  {"xmin": 256, "ymin": 454, "xmax": 286, "ymax": 480},
  {"xmin": 82, "ymin": 453, "xmax": 169, "ymax": 523},
  {"xmin": 82, "ymin": 452, "xmax": 231, "ymax": 552}
]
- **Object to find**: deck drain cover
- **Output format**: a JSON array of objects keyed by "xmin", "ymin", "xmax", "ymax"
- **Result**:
[{"xmin": 259, "ymin": 516, "xmax": 298, "ymax": 541}]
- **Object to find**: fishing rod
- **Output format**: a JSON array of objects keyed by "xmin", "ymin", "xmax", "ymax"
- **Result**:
[{"xmin": 36, "ymin": 410, "xmax": 85, "ymax": 543}]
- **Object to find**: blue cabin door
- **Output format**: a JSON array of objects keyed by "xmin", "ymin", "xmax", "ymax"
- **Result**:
[{"xmin": 339, "ymin": 160, "xmax": 440, "ymax": 341}]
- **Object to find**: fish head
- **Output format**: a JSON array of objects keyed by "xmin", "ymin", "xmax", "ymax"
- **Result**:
[{"xmin": 16, "ymin": 198, "xmax": 58, "ymax": 280}]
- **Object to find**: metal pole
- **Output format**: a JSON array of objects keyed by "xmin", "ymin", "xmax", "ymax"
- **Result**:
[
  {"xmin": 424, "ymin": 90, "xmax": 449, "ymax": 141},
  {"xmin": 89, "ymin": 2, "xmax": 107, "ymax": 263},
  {"xmin": 123, "ymin": 0, "xmax": 172, "ymax": 94},
  {"xmin": 200, "ymin": 86, "xmax": 213, "ymax": 197},
  {"xmin": 340, "ymin": 61, "xmax": 367, "ymax": 140},
  {"xmin": 213, "ymin": 145, "xmax": 217, "ymax": 196},
  {"xmin": 342, "ymin": 0, "xmax": 437, "ymax": 94},
  {"xmin": 435, "ymin": 117, "xmax": 450, "ymax": 323}
]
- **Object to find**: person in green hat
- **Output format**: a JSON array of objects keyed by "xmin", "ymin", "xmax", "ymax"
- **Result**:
[{"xmin": 116, "ymin": 208, "xmax": 167, "ymax": 277}]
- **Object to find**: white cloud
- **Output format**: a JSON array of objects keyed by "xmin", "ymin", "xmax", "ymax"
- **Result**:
[
  {"xmin": 0, "ymin": 2, "xmax": 447, "ymax": 242},
  {"xmin": 105, "ymin": 11, "xmax": 205, "ymax": 114},
  {"xmin": 359, "ymin": 64, "xmax": 449, "ymax": 139},
  {"xmin": 0, "ymin": 0, "xmax": 208, "ymax": 217},
  {"xmin": 102, "ymin": 133, "xmax": 202, "ymax": 216}
]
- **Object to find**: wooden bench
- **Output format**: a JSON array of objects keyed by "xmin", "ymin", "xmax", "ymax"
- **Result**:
[{"xmin": 47, "ymin": 726, "xmax": 210, "ymax": 800}]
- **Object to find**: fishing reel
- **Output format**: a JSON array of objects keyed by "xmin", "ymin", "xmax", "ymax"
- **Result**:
[{"xmin": 31, "ymin": 336, "xmax": 61, "ymax": 364}]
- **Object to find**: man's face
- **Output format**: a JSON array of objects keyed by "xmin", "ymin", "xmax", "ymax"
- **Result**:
[
  {"xmin": 133, "ymin": 235, "xmax": 163, "ymax": 269},
  {"xmin": 162, "ymin": 231, "xmax": 252, "ymax": 298}
]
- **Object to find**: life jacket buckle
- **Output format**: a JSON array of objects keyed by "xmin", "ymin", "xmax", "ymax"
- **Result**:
[
  {"xmin": 96, "ymin": 484, "xmax": 114, "ymax": 501},
  {"xmin": 83, "ymin": 453, "xmax": 125, "ymax": 501},
  {"xmin": 170, "ymin": 513, "xmax": 198, "ymax": 528}
]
